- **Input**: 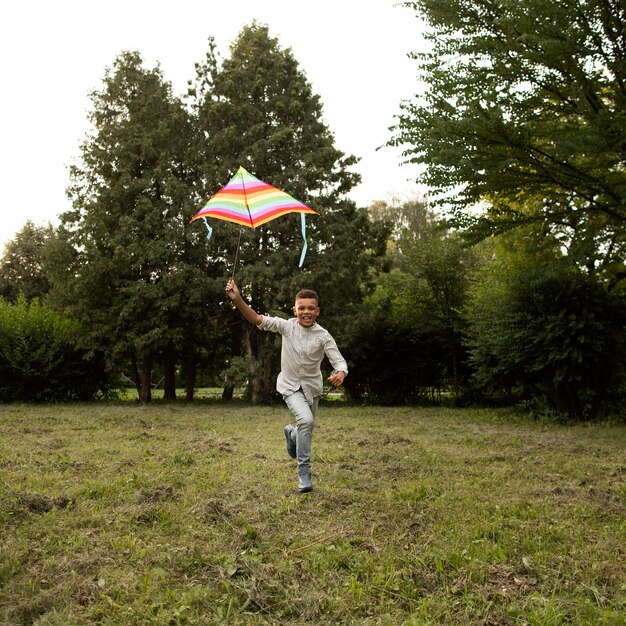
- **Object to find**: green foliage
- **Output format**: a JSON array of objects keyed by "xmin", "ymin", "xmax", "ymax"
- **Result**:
[
  {"xmin": 190, "ymin": 23, "xmax": 379, "ymax": 303},
  {"xmin": 345, "ymin": 199, "xmax": 474, "ymax": 404},
  {"xmin": 343, "ymin": 199, "xmax": 475, "ymax": 404},
  {"xmin": 0, "ymin": 221, "xmax": 54, "ymax": 303},
  {"xmin": 465, "ymin": 252, "xmax": 626, "ymax": 419},
  {"xmin": 0, "ymin": 298, "xmax": 113, "ymax": 402},
  {"xmin": 43, "ymin": 27, "xmax": 387, "ymax": 405},
  {"xmin": 394, "ymin": 0, "xmax": 626, "ymax": 415},
  {"xmin": 395, "ymin": 0, "xmax": 626, "ymax": 271},
  {"xmin": 343, "ymin": 281, "xmax": 450, "ymax": 404}
]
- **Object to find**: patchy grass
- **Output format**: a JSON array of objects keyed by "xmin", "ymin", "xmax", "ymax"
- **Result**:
[{"xmin": 0, "ymin": 402, "xmax": 625, "ymax": 625}]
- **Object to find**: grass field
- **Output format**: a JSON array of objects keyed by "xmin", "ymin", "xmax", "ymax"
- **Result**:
[{"xmin": 0, "ymin": 402, "xmax": 625, "ymax": 625}]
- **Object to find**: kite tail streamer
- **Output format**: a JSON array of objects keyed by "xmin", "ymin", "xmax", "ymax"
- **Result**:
[
  {"xmin": 202, "ymin": 217, "xmax": 213, "ymax": 240},
  {"xmin": 299, "ymin": 213, "xmax": 308, "ymax": 268}
]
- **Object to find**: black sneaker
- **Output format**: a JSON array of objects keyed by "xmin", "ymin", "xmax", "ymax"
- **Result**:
[{"xmin": 284, "ymin": 425, "xmax": 297, "ymax": 459}]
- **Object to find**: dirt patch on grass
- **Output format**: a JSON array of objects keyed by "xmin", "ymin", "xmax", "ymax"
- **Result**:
[{"xmin": 16, "ymin": 493, "xmax": 72, "ymax": 513}]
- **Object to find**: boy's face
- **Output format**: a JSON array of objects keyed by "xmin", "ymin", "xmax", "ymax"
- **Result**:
[{"xmin": 293, "ymin": 297, "xmax": 320, "ymax": 328}]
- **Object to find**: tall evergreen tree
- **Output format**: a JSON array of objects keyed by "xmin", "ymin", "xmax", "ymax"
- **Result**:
[
  {"xmin": 190, "ymin": 24, "xmax": 386, "ymax": 401},
  {"xmin": 53, "ymin": 51, "xmax": 216, "ymax": 402}
]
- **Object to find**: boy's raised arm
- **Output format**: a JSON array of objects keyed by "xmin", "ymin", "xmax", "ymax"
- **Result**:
[{"xmin": 225, "ymin": 279, "xmax": 263, "ymax": 326}]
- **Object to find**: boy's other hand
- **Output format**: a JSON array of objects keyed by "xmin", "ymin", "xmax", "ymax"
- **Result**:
[{"xmin": 328, "ymin": 370, "xmax": 346, "ymax": 387}]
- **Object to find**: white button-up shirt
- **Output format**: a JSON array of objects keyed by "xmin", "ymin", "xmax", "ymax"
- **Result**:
[{"xmin": 258, "ymin": 316, "xmax": 348, "ymax": 403}]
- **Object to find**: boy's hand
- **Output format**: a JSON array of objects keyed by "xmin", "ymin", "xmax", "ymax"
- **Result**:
[
  {"xmin": 225, "ymin": 280, "xmax": 262, "ymax": 325},
  {"xmin": 225, "ymin": 278, "xmax": 240, "ymax": 301},
  {"xmin": 328, "ymin": 370, "xmax": 346, "ymax": 387}
]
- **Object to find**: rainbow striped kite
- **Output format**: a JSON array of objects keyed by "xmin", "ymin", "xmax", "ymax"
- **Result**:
[{"xmin": 190, "ymin": 166, "xmax": 319, "ymax": 268}]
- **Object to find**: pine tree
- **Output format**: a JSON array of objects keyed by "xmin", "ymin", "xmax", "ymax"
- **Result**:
[{"xmin": 54, "ymin": 51, "xmax": 215, "ymax": 402}]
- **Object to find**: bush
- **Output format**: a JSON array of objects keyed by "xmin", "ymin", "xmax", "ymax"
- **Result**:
[
  {"xmin": 465, "ymin": 266, "xmax": 626, "ymax": 420},
  {"xmin": 342, "ymin": 305, "xmax": 451, "ymax": 404},
  {"xmin": 0, "ymin": 298, "xmax": 114, "ymax": 402}
]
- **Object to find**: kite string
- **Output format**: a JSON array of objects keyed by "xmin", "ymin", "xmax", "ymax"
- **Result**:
[
  {"xmin": 231, "ymin": 227, "xmax": 243, "ymax": 282},
  {"xmin": 231, "ymin": 167, "xmax": 249, "ymax": 282}
]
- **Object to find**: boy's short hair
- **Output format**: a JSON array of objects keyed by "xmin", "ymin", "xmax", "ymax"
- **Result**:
[{"xmin": 295, "ymin": 289, "xmax": 319, "ymax": 305}]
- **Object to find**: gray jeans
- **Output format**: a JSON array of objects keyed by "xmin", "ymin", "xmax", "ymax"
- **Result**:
[{"xmin": 284, "ymin": 390, "xmax": 319, "ymax": 471}]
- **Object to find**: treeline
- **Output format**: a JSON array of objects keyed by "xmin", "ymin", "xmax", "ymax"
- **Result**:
[
  {"xmin": 2, "ymin": 200, "xmax": 625, "ymax": 419},
  {"xmin": 0, "ymin": 24, "xmax": 385, "ymax": 406},
  {"xmin": 1, "ymin": 3, "xmax": 626, "ymax": 420}
]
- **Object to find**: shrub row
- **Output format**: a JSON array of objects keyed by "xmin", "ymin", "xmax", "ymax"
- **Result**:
[{"xmin": 0, "ymin": 298, "xmax": 113, "ymax": 402}]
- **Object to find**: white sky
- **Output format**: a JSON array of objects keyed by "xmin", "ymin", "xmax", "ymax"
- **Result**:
[{"xmin": 0, "ymin": 0, "xmax": 428, "ymax": 251}]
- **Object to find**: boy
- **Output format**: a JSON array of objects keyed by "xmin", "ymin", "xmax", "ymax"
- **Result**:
[{"xmin": 225, "ymin": 279, "xmax": 347, "ymax": 492}]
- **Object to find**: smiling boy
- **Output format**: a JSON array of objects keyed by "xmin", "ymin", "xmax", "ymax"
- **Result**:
[{"xmin": 225, "ymin": 279, "xmax": 347, "ymax": 492}]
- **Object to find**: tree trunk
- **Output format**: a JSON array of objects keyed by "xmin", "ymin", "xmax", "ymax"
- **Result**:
[
  {"xmin": 222, "ymin": 316, "xmax": 243, "ymax": 401},
  {"xmin": 262, "ymin": 336, "xmax": 275, "ymax": 402},
  {"xmin": 447, "ymin": 320, "xmax": 459, "ymax": 407},
  {"xmin": 245, "ymin": 326, "xmax": 263, "ymax": 403},
  {"xmin": 450, "ymin": 348, "xmax": 459, "ymax": 407},
  {"xmin": 130, "ymin": 354, "xmax": 141, "ymax": 397},
  {"xmin": 185, "ymin": 334, "xmax": 195, "ymax": 402},
  {"xmin": 222, "ymin": 380, "xmax": 235, "ymax": 401},
  {"xmin": 139, "ymin": 353, "xmax": 153, "ymax": 403},
  {"xmin": 163, "ymin": 342, "xmax": 176, "ymax": 402}
]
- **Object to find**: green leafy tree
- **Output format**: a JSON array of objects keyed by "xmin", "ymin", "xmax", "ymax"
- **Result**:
[
  {"xmin": 400, "ymin": 226, "xmax": 476, "ymax": 401},
  {"xmin": 190, "ymin": 24, "xmax": 386, "ymax": 401},
  {"xmin": 52, "ymin": 51, "xmax": 217, "ymax": 402},
  {"xmin": 394, "ymin": 0, "xmax": 626, "ymax": 275},
  {"xmin": 0, "ymin": 221, "xmax": 54, "ymax": 303},
  {"xmin": 342, "ymin": 270, "xmax": 451, "ymax": 404},
  {"xmin": 344, "ymin": 197, "xmax": 475, "ymax": 404}
]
